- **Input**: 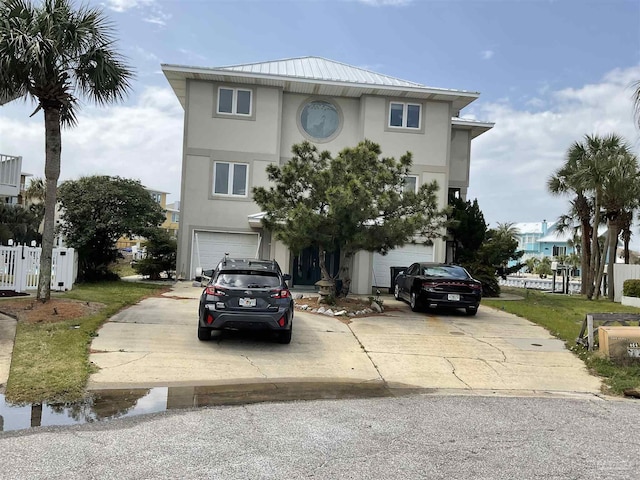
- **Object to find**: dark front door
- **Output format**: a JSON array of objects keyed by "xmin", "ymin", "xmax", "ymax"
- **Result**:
[{"xmin": 293, "ymin": 246, "xmax": 340, "ymax": 286}]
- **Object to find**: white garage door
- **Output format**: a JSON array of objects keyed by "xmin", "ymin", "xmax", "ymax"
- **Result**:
[
  {"xmin": 372, "ymin": 244, "xmax": 434, "ymax": 288},
  {"xmin": 191, "ymin": 231, "xmax": 260, "ymax": 278}
]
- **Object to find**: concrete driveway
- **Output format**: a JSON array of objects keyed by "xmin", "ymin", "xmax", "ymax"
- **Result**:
[{"xmin": 88, "ymin": 282, "xmax": 601, "ymax": 395}]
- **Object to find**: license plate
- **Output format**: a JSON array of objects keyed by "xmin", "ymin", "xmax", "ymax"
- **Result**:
[
  {"xmin": 239, "ymin": 298, "xmax": 256, "ymax": 307},
  {"xmin": 448, "ymin": 294, "xmax": 460, "ymax": 301}
]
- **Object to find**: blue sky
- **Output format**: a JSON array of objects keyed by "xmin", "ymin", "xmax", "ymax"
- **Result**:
[{"xmin": 1, "ymin": 0, "xmax": 639, "ymax": 230}]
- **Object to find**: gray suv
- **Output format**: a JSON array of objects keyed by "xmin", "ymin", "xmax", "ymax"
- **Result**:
[{"xmin": 197, "ymin": 258, "xmax": 294, "ymax": 344}]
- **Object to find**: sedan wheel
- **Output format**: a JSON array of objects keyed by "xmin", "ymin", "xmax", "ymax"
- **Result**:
[
  {"xmin": 394, "ymin": 283, "xmax": 400, "ymax": 300},
  {"xmin": 465, "ymin": 306, "xmax": 478, "ymax": 316},
  {"xmin": 410, "ymin": 291, "xmax": 420, "ymax": 312}
]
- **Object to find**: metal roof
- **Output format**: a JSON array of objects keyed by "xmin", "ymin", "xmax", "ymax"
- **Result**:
[
  {"xmin": 217, "ymin": 57, "xmax": 425, "ymax": 88},
  {"xmin": 162, "ymin": 56, "xmax": 481, "ymax": 111},
  {"xmin": 451, "ymin": 118, "xmax": 495, "ymax": 139}
]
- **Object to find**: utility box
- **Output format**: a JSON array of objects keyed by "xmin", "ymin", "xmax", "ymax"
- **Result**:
[{"xmin": 599, "ymin": 326, "xmax": 640, "ymax": 359}]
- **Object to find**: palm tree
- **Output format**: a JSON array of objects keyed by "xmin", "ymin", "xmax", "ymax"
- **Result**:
[
  {"xmin": 0, "ymin": 0, "xmax": 133, "ymax": 301},
  {"xmin": 548, "ymin": 145, "xmax": 594, "ymax": 294},
  {"xmin": 570, "ymin": 134, "xmax": 637, "ymax": 299},
  {"xmin": 24, "ymin": 177, "xmax": 46, "ymax": 229},
  {"xmin": 495, "ymin": 222, "xmax": 519, "ymax": 241},
  {"xmin": 598, "ymin": 148, "xmax": 639, "ymax": 300}
]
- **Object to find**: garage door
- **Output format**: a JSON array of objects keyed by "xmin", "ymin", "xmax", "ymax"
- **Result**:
[
  {"xmin": 191, "ymin": 231, "xmax": 260, "ymax": 278},
  {"xmin": 372, "ymin": 244, "xmax": 434, "ymax": 288}
]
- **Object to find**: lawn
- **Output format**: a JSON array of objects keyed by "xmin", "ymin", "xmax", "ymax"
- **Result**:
[
  {"xmin": 3, "ymin": 281, "xmax": 167, "ymax": 404},
  {"xmin": 484, "ymin": 287, "xmax": 640, "ymax": 395}
]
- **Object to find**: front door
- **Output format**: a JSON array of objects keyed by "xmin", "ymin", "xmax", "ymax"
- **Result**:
[{"xmin": 293, "ymin": 246, "xmax": 340, "ymax": 286}]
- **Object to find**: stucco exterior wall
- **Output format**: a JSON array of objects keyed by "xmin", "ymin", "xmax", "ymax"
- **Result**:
[{"xmin": 449, "ymin": 128, "xmax": 471, "ymax": 187}]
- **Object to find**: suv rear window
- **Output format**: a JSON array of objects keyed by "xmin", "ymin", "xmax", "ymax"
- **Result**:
[{"xmin": 215, "ymin": 271, "xmax": 281, "ymax": 288}]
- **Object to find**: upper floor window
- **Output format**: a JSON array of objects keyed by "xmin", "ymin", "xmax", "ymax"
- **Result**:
[
  {"xmin": 171, "ymin": 212, "xmax": 179, "ymax": 223},
  {"xmin": 389, "ymin": 102, "xmax": 421, "ymax": 129},
  {"xmin": 402, "ymin": 175, "xmax": 418, "ymax": 193},
  {"xmin": 213, "ymin": 162, "xmax": 248, "ymax": 197},
  {"xmin": 217, "ymin": 87, "xmax": 252, "ymax": 116},
  {"xmin": 150, "ymin": 192, "xmax": 162, "ymax": 204}
]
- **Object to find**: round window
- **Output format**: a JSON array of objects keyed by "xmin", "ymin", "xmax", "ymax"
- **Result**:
[{"xmin": 300, "ymin": 100, "xmax": 341, "ymax": 141}]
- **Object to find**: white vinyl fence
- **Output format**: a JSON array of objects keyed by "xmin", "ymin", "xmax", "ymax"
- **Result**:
[
  {"xmin": 0, "ymin": 246, "xmax": 76, "ymax": 292},
  {"xmin": 499, "ymin": 276, "xmax": 582, "ymax": 294}
]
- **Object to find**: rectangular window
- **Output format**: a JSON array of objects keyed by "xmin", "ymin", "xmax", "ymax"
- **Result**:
[
  {"xmin": 213, "ymin": 162, "xmax": 249, "ymax": 197},
  {"xmin": 217, "ymin": 87, "xmax": 252, "ymax": 116},
  {"xmin": 171, "ymin": 212, "xmax": 179, "ymax": 223},
  {"xmin": 402, "ymin": 175, "xmax": 418, "ymax": 193},
  {"xmin": 388, "ymin": 102, "xmax": 421, "ymax": 129},
  {"xmin": 552, "ymin": 246, "xmax": 566, "ymax": 256}
]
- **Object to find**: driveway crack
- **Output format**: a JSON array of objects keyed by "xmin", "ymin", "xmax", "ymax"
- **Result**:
[
  {"xmin": 100, "ymin": 352, "xmax": 151, "ymax": 369},
  {"xmin": 346, "ymin": 324, "xmax": 386, "ymax": 385},
  {"xmin": 444, "ymin": 357, "xmax": 472, "ymax": 389},
  {"xmin": 242, "ymin": 355, "xmax": 268, "ymax": 378}
]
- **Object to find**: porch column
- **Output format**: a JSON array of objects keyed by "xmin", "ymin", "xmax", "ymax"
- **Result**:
[
  {"xmin": 350, "ymin": 250, "xmax": 373, "ymax": 295},
  {"xmin": 271, "ymin": 239, "xmax": 291, "ymax": 276}
]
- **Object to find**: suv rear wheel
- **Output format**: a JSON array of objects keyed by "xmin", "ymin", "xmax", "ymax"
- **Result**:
[
  {"xmin": 277, "ymin": 323, "xmax": 292, "ymax": 344},
  {"xmin": 197, "ymin": 326, "xmax": 211, "ymax": 341}
]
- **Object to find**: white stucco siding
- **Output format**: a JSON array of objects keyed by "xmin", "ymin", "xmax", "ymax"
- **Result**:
[
  {"xmin": 190, "ymin": 231, "xmax": 260, "ymax": 275},
  {"xmin": 360, "ymin": 96, "xmax": 451, "ymax": 168},
  {"xmin": 449, "ymin": 129, "xmax": 471, "ymax": 185},
  {"xmin": 372, "ymin": 244, "xmax": 435, "ymax": 289},
  {"xmin": 186, "ymin": 81, "xmax": 281, "ymax": 155},
  {"xmin": 280, "ymin": 93, "xmax": 361, "ymax": 156}
]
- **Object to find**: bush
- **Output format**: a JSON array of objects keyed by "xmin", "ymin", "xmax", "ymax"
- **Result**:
[
  {"xmin": 132, "ymin": 230, "xmax": 176, "ymax": 280},
  {"xmin": 464, "ymin": 263, "xmax": 500, "ymax": 297},
  {"xmin": 623, "ymin": 279, "xmax": 640, "ymax": 297}
]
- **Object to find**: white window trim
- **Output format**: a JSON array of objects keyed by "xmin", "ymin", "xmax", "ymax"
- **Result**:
[
  {"xmin": 217, "ymin": 87, "xmax": 253, "ymax": 116},
  {"xmin": 402, "ymin": 174, "xmax": 419, "ymax": 193},
  {"xmin": 388, "ymin": 102, "xmax": 422, "ymax": 129},
  {"xmin": 213, "ymin": 161, "xmax": 250, "ymax": 197}
]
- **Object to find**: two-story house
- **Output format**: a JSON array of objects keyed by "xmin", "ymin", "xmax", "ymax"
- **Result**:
[{"xmin": 162, "ymin": 57, "xmax": 492, "ymax": 294}]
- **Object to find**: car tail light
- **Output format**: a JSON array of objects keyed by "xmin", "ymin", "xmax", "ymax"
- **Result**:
[
  {"xmin": 270, "ymin": 289, "xmax": 290, "ymax": 299},
  {"xmin": 470, "ymin": 283, "xmax": 482, "ymax": 291},
  {"xmin": 206, "ymin": 314, "xmax": 214, "ymax": 325},
  {"xmin": 421, "ymin": 282, "xmax": 438, "ymax": 289},
  {"xmin": 278, "ymin": 316, "xmax": 286, "ymax": 327},
  {"xmin": 205, "ymin": 285, "xmax": 227, "ymax": 296}
]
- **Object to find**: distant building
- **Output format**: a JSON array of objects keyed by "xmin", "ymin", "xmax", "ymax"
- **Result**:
[{"xmin": 512, "ymin": 220, "xmax": 576, "ymax": 261}]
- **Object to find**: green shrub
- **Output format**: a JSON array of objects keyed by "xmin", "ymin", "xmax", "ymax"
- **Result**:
[{"xmin": 623, "ymin": 279, "xmax": 640, "ymax": 297}]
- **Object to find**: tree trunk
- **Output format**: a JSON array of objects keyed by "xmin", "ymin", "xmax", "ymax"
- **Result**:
[
  {"xmin": 317, "ymin": 245, "xmax": 331, "ymax": 282},
  {"xmin": 337, "ymin": 250, "xmax": 352, "ymax": 297},
  {"xmin": 580, "ymin": 219, "xmax": 591, "ymax": 295},
  {"xmin": 594, "ymin": 228, "xmax": 609, "ymax": 300},
  {"xmin": 587, "ymin": 193, "xmax": 601, "ymax": 299},
  {"xmin": 37, "ymin": 107, "xmax": 62, "ymax": 302},
  {"xmin": 607, "ymin": 221, "xmax": 619, "ymax": 301}
]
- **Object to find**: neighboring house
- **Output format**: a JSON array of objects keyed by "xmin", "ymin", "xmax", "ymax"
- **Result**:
[
  {"xmin": 0, "ymin": 153, "xmax": 23, "ymax": 203},
  {"xmin": 162, "ymin": 56, "xmax": 493, "ymax": 293},
  {"xmin": 116, "ymin": 188, "xmax": 177, "ymax": 249},
  {"xmin": 512, "ymin": 220, "xmax": 577, "ymax": 261}
]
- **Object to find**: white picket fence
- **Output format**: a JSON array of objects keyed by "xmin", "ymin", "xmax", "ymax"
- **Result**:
[{"xmin": 0, "ymin": 246, "xmax": 76, "ymax": 292}]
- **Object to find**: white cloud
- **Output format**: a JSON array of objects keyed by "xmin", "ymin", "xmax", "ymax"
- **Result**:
[
  {"xmin": 104, "ymin": 0, "xmax": 155, "ymax": 13},
  {"xmin": 481, "ymin": 50, "xmax": 494, "ymax": 60},
  {"xmin": 0, "ymin": 86, "xmax": 184, "ymax": 203},
  {"xmin": 466, "ymin": 65, "xmax": 640, "ymax": 231}
]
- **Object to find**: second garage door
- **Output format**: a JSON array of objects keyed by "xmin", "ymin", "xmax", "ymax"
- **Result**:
[
  {"xmin": 372, "ymin": 244, "xmax": 434, "ymax": 289},
  {"xmin": 191, "ymin": 231, "xmax": 260, "ymax": 278}
]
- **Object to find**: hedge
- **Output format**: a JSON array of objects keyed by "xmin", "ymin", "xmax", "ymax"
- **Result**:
[{"xmin": 622, "ymin": 279, "xmax": 640, "ymax": 298}]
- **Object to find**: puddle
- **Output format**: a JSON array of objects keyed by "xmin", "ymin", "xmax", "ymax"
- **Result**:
[{"xmin": 0, "ymin": 381, "xmax": 411, "ymax": 433}]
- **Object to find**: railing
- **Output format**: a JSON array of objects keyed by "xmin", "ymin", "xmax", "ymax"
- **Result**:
[
  {"xmin": 0, "ymin": 246, "xmax": 76, "ymax": 292},
  {"xmin": 499, "ymin": 276, "xmax": 582, "ymax": 294}
]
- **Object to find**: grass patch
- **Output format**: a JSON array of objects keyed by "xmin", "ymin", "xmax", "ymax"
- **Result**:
[
  {"xmin": 484, "ymin": 288, "xmax": 640, "ymax": 395},
  {"xmin": 4, "ymin": 281, "xmax": 167, "ymax": 404}
]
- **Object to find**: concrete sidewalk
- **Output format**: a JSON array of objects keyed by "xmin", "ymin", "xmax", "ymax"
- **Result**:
[
  {"xmin": 87, "ymin": 282, "xmax": 602, "ymax": 396},
  {"xmin": 0, "ymin": 313, "xmax": 17, "ymax": 393}
]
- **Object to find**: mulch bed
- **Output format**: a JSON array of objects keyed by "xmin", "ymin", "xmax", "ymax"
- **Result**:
[{"xmin": 0, "ymin": 298, "xmax": 105, "ymax": 324}]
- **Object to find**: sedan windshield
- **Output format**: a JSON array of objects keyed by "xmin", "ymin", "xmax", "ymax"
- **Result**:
[{"xmin": 421, "ymin": 266, "xmax": 469, "ymax": 279}]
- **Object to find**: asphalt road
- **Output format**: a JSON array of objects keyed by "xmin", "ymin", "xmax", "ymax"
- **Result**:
[{"xmin": 1, "ymin": 393, "xmax": 638, "ymax": 479}]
